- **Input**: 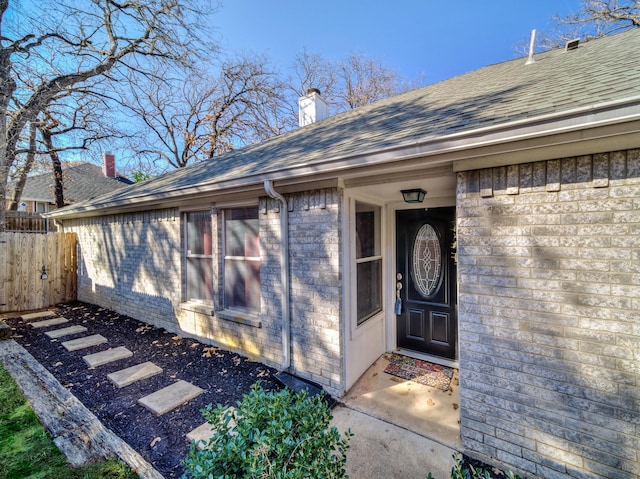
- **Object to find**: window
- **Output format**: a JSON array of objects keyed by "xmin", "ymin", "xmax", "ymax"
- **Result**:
[
  {"xmin": 223, "ymin": 207, "xmax": 260, "ymax": 313},
  {"xmin": 185, "ymin": 210, "xmax": 213, "ymax": 302},
  {"xmin": 355, "ymin": 202, "xmax": 382, "ymax": 325},
  {"xmin": 36, "ymin": 202, "xmax": 49, "ymax": 213}
]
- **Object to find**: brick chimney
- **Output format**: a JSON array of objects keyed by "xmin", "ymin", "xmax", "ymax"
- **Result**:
[
  {"xmin": 102, "ymin": 152, "xmax": 116, "ymax": 178},
  {"xmin": 298, "ymin": 88, "xmax": 329, "ymax": 127}
]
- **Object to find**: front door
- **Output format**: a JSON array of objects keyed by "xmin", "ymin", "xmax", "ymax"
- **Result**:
[{"xmin": 396, "ymin": 207, "xmax": 457, "ymax": 359}]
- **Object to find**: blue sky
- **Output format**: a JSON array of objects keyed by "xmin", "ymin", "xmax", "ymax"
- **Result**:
[{"xmin": 213, "ymin": 1, "xmax": 583, "ymax": 85}]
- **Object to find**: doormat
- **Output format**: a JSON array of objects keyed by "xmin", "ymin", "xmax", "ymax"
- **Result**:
[{"xmin": 384, "ymin": 354, "xmax": 454, "ymax": 391}]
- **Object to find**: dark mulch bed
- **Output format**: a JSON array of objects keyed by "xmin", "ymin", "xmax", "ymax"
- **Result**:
[{"xmin": 4, "ymin": 301, "xmax": 281, "ymax": 478}]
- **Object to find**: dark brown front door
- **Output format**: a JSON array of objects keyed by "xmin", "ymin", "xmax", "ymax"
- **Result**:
[{"xmin": 396, "ymin": 207, "xmax": 457, "ymax": 359}]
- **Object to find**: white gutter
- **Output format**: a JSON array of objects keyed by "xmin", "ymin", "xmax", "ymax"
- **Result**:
[{"xmin": 263, "ymin": 180, "xmax": 291, "ymax": 372}]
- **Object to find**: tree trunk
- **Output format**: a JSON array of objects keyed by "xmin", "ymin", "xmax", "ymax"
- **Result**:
[
  {"xmin": 8, "ymin": 122, "xmax": 37, "ymax": 210},
  {"xmin": 0, "ymin": 0, "xmax": 16, "ymax": 231},
  {"xmin": 41, "ymin": 128, "xmax": 65, "ymax": 208}
]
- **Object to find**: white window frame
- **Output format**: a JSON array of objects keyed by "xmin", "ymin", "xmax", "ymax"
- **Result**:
[
  {"xmin": 221, "ymin": 206, "xmax": 261, "ymax": 315},
  {"xmin": 355, "ymin": 201, "xmax": 383, "ymax": 325},
  {"xmin": 183, "ymin": 209, "xmax": 214, "ymax": 304},
  {"xmin": 346, "ymin": 195, "xmax": 385, "ymax": 338}
]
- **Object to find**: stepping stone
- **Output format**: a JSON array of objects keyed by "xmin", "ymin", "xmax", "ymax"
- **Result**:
[
  {"xmin": 138, "ymin": 380, "xmax": 203, "ymax": 416},
  {"xmin": 186, "ymin": 422, "xmax": 215, "ymax": 449},
  {"xmin": 108, "ymin": 361, "xmax": 163, "ymax": 388},
  {"xmin": 83, "ymin": 346, "xmax": 133, "ymax": 368},
  {"xmin": 45, "ymin": 325, "xmax": 88, "ymax": 339},
  {"xmin": 21, "ymin": 310, "xmax": 56, "ymax": 321},
  {"xmin": 31, "ymin": 317, "xmax": 69, "ymax": 329},
  {"xmin": 62, "ymin": 334, "xmax": 108, "ymax": 352},
  {"xmin": 186, "ymin": 407, "xmax": 236, "ymax": 449}
]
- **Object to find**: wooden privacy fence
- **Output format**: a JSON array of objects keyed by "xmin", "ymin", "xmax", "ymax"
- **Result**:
[
  {"xmin": 0, "ymin": 232, "xmax": 77, "ymax": 313},
  {"xmin": 5, "ymin": 211, "xmax": 55, "ymax": 233}
]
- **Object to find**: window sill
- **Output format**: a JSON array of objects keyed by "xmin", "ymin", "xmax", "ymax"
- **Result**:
[
  {"xmin": 218, "ymin": 309, "xmax": 262, "ymax": 328},
  {"xmin": 179, "ymin": 301, "xmax": 215, "ymax": 316}
]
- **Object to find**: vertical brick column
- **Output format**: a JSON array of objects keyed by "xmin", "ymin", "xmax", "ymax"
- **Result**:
[{"xmin": 456, "ymin": 150, "xmax": 640, "ymax": 478}]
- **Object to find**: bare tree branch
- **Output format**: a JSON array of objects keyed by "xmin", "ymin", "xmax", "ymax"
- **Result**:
[
  {"xmin": 7, "ymin": 121, "xmax": 36, "ymax": 210},
  {"xmin": 517, "ymin": 0, "xmax": 640, "ymax": 53},
  {"xmin": 0, "ymin": 0, "xmax": 216, "ymax": 230}
]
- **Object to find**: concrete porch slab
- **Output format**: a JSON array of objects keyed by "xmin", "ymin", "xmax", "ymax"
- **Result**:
[
  {"xmin": 83, "ymin": 346, "xmax": 133, "ymax": 368},
  {"xmin": 45, "ymin": 325, "xmax": 88, "ymax": 339},
  {"xmin": 31, "ymin": 317, "xmax": 69, "ymax": 328},
  {"xmin": 343, "ymin": 354, "xmax": 461, "ymax": 449},
  {"xmin": 62, "ymin": 334, "xmax": 108, "ymax": 352},
  {"xmin": 21, "ymin": 310, "xmax": 56, "ymax": 321},
  {"xmin": 107, "ymin": 362, "xmax": 163, "ymax": 388},
  {"xmin": 138, "ymin": 380, "xmax": 203, "ymax": 416}
]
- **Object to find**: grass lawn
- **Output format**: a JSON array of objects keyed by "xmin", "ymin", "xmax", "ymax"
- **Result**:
[{"xmin": 0, "ymin": 362, "xmax": 138, "ymax": 479}]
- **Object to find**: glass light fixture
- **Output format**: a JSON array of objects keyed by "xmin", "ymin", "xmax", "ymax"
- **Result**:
[{"xmin": 401, "ymin": 188, "xmax": 426, "ymax": 203}]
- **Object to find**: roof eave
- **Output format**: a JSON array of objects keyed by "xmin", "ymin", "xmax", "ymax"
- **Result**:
[{"xmin": 48, "ymin": 96, "xmax": 640, "ymax": 220}]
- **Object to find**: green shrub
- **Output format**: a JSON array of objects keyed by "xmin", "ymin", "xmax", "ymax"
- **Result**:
[
  {"xmin": 183, "ymin": 383, "xmax": 352, "ymax": 479},
  {"xmin": 427, "ymin": 454, "xmax": 521, "ymax": 479}
]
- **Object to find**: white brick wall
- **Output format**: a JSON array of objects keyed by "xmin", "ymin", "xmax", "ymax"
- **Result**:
[
  {"xmin": 63, "ymin": 189, "xmax": 344, "ymax": 397},
  {"xmin": 66, "ymin": 209, "xmax": 182, "ymax": 330},
  {"xmin": 288, "ymin": 189, "xmax": 343, "ymax": 394},
  {"xmin": 457, "ymin": 149, "xmax": 640, "ymax": 478}
]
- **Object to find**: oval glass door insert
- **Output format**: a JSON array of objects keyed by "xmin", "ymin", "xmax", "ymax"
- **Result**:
[{"xmin": 411, "ymin": 224, "xmax": 442, "ymax": 298}]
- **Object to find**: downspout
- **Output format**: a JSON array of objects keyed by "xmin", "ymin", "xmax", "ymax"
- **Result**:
[{"xmin": 264, "ymin": 180, "xmax": 291, "ymax": 372}]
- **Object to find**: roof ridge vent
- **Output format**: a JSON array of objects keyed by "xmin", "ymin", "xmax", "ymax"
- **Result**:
[
  {"xmin": 565, "ymin": 38, "xmax": 580, "ymax": 51},
  {"xmin": 525, "ymin": 29, "xmax": 536, "ymax": 65}
]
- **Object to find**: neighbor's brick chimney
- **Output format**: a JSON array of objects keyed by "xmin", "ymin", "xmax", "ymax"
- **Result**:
[{"xmin": 102, "ymin": 152, "xmax": 116, "ymax": 178}]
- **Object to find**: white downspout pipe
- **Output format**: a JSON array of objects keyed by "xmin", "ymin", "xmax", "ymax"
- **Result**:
[{"xmin": 264, "ymin": 180, "xmax": 291, "ymax": 371}]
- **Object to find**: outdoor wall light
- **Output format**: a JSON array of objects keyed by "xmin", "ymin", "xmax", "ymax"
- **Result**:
[
  {"xmin": 401, "ymin": 188, "xmax": 426, "ymax": 203},
  {"xmin": 40, "ymin": 265, "xmax": 48, "ymax": 280}
]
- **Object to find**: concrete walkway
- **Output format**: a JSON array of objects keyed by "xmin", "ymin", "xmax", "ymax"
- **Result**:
[{"xmin": 331, "ymin": 405, "xmax": 457, "ymax": 479}]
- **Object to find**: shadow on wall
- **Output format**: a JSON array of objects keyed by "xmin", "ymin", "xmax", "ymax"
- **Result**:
[
  {"xmin": 75, "ymin": 210, "xmax": 183, "ymax": 331},
  {"xmin": 457, "ymin": 150, "xmax": 640, "ymax": 478},
  {"xmin": 72, "ymin": 195, "xmax": 344, "ymax": 396}
]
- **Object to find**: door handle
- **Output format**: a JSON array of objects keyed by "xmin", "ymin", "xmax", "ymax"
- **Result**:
[{"xmin": 395, "ymin": 273, "xmax": 403, "ymax": 314}]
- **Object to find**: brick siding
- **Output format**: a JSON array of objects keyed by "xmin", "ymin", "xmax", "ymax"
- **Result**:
[
  {"xmin": 456, "ymin": 149, "xmax": 640, "ymax": 478},
  {"xmin": 62, "ymin": 189, "xmax": 343, "ymax": 397}
]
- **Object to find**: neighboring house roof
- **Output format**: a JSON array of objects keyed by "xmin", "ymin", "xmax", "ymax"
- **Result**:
[
  {"xmin": 50, "ymin": 29, "xmax": 640, "ymax": 219},
  {"xmin": 10, "ymin": 162, "xmax": 132, "ymax": 205}
]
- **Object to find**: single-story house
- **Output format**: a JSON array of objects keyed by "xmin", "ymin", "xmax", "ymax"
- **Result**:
[
  {"xmin": 6, "ymin": 153, "xmax": 131, "ymax": 213},
  {"xmin": 49, "ymin": 29, "xmax": 640, "ymax": 478}
]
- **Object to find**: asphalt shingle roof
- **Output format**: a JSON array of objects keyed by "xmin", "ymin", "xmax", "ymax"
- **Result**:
[
  {"xmin": 52, "ymin": 29, "xmax": 640, "ymax": 217},
  {"xmin": 13, "ymin": 162, "xmax": 132, "ymax": 204}
]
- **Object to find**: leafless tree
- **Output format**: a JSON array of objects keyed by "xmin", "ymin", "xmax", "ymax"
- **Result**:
[
  {"xmin": 292, "ymin": 48, "xmax": 337, "ymax": 97},
  {"xmin": 517, "ymin": 0, "xmax": 640, "ymax": 54},
  {"xmin": 288, "ymin": 49, "xmax": 408, "ymax": 117},
  {"xmin": 0, "ymin": 0, "xmax": 215, "ymax": 230},
  {"xmin": 556, "ymin": 0, "xmax": 640, "ymax": 37},
  {"xmin": 7, "ymin": 121, "xmax": 37, "ymax": 210},
  {"xmin": 123, "ymin": 55, "xmax": 285, "ymax": 169},
  {"xmin": 8, "ymin": 89, "xmax": 134, "ymax": 208},
  {"xmin": 204, "ymin": 57, "xmax": 286, "ymax": 158},
  {"xmin": 338, "ymin": 52, "xmax": 403, "ymax": 110}
]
